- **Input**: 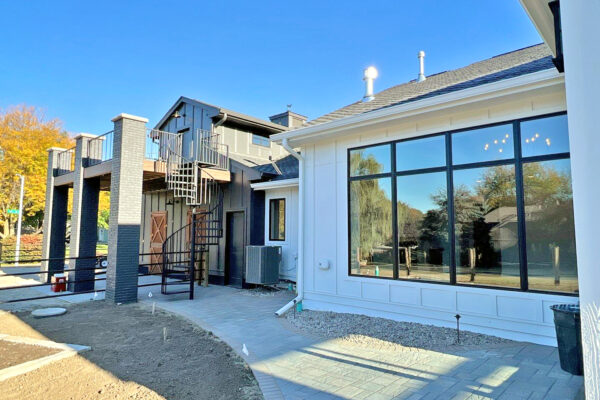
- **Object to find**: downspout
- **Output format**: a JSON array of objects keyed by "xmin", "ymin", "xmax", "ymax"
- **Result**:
[
  {"xmin": 213, "ymin": 112, "xmax": 228, "ymax": 135},
  {"xmin": 212, "ymin": 113, "xmax": 228, "ymax": 162},
  {"xmin": 275, "ymin": 138, "xmax": 304, "ymax": 316}
]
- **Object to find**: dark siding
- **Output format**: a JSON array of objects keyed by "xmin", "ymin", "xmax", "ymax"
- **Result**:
[
  {"xmin": 209, "ymin": 161, "xmax": 264, "ymax": 283},
  {"xmin": 250, "ymin": 189, "xmax": 265, "ymax": 246},
  {"xmin": 156, "ymin": 99, "xmax": 267, "ymax": 285},
  {"xmin": 158, "ymin": 100, "xmax": 220, "ymax": 159}
]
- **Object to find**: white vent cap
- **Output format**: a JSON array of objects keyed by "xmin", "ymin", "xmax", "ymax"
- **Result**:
[{"xmin": 362, "ymin": 66, "xmax": 378, "ymax": 102}]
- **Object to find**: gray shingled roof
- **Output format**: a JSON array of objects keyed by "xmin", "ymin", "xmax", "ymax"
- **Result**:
[
  {"xmin": 308, "ymin": 44, "xmax": 554, "ymax": 126},
  {"xmin": 253, "ymin": 154, "xmax": 299, "ymax": 181}
]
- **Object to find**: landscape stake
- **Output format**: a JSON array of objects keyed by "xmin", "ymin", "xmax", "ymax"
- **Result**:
[{"xmin": 455, "ymin": 314, "xmax": 461, "ymax": 344}]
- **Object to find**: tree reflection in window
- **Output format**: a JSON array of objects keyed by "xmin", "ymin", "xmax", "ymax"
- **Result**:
[
  {"xmin": 524, "ymin": 160, "xmax": 577, "ymax": 293},
  {"xmin": 347, "ymin": 113, "xmax": 577, "ymax": 295},
  {"xmin": 349, "ymin": 142, "xmax": 393, "ymax": 279},
  {"xmin": 397, "ymin": 172, "xmax": 449, "ymax": 282},
  {"xmin": 454, "ymin": 165, "xmax": 521, "ymax": 288},
  {"xmin": 349, "ymin": 144, "xmax": 391, "ymax": 176}
]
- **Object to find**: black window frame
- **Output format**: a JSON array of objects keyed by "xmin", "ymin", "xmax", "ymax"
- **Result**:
[
  {"xmin": 269, "ymin": 198, "xmax": 286, "ymax": 241},
  {"xmin": 347, "ymin": 111, "xmax": 576, "ymax": 297}
]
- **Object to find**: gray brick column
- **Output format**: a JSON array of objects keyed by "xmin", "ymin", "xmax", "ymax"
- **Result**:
[
  {"xmin": 41, "ymin": 148, "xmax": 69, "ymax": 283},
  {"xmin": 105, "ymin": 113, "xmax": 147, "ymax": 303},
  {"xmin": 67, "ymin": 134, "xmax": 100, "ymax": 292}
]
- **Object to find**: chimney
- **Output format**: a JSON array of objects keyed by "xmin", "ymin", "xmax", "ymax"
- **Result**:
[
  {"xmin": 417, "ymin": 51, "xmax": 426, "ymax": 82},
  {"xmin": 269, "ymin": 107, "xmax": 307, "ymax": 129},
  {"xmin": 362, "ymin": 66, "xmax": 378, "ymax": 102}
]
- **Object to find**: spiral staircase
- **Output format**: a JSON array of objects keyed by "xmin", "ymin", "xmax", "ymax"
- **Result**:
[{"xmin": 151, "ymin": 129, "xmax": 230, "ymax": 298}]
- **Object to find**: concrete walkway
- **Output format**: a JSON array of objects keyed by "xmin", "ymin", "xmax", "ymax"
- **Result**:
[{"xmin": 138, "ymin": 285, "xmax": 583, "ymax": 400}]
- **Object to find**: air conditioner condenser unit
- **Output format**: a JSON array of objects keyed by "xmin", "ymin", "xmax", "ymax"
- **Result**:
[{"xmin": 245, "ymin": 245, "xmax": 281, "ymax": 285}]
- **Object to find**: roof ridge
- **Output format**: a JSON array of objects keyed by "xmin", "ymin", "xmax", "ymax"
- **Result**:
[
  {"xmin": 376, "ymin": 43, "xmax": 548, "ymax": 97},
  {"xmin": 306, "ymin": 44, "xmax": 552, "ymax": 127}
]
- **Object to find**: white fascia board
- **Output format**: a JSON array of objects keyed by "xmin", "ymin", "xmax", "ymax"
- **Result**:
[
  {"xmin": 519, "ymin": 0, "xmax": 556, "ymax": 55},
  {"xmin": 271, "ymin": 69, "xmax": 563, "ymax": 147},
  {"xmin": 251, "ymin": 178, "xmax": 299, "ymax": 191}
]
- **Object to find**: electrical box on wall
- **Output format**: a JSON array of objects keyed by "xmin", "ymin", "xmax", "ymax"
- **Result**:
[{"xmin": 318, "ymin": 259, "xmax": 330, "ymax": 270}]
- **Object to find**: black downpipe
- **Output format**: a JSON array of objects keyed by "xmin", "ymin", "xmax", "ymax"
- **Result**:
[{"xmin": 189, "ymin": 212, "xmax": 196, "ymax": 300}]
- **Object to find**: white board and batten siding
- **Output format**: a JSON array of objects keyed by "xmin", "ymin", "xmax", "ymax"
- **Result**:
[
  {"xmin": 262, "ymin": 186, "xmax": 299, "ymax": 282},
  {"xmin": 300, "ymin": 83, "xmax": 573, "ymax": 346}
]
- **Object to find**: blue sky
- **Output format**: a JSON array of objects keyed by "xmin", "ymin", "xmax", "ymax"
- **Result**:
[{"xmin": 0, "ymin": 1, "xmax": 542, "ymax": 134}]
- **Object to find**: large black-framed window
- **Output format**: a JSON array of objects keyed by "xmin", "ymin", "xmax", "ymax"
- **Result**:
[
  {"xmin": 269, "ymin": 198, "xmax": 286, "ymax": 241},
  {"xmin": 348, "ymin": 112, "xmax": 577, "ymax": 295}
]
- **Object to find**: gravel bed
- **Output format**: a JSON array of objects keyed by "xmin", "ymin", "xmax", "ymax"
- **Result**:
[{"xmin": 285, "ymin": 310, "xmax": 516, "ymax": 352}]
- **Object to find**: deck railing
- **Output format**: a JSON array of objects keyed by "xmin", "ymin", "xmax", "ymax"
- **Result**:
[
  {"xmin": 192, "ymin": 129, "xmax": 229, "ymax": 170},
  {"xmin": 55, "ymin": 147, "xmax": 75, "ymax": 176},
  {"xmin": 146, "ymin": 129, "xmax": 178, "ymax": 161},
  {"xmin": 86, "ymin": 130, "xmax": 114, "ymax": 167}
]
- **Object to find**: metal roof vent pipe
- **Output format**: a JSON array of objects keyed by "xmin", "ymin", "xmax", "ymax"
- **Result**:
[
  {"xmin": 362, "ymin": 66, "xmax": 378, "ymax": 102},
  {"xmin": 417, "ymin": 51, "xmax": 426, "ymax": 82}
]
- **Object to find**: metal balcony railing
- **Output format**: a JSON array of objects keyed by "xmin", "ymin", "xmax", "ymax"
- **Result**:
[
  {"xmin": 192, "ymin": 129, "xmax": 229, "ymax": 170},
  {"xmin": 86, "ymin": 130, "xmax": 114, "ymax": 167},
  {"xmin": 146, "ymin": 129, "xmax": 229, "ymax": 170},
  {"xmin": 146, "ymin": 129, "xmax": 177, "ymax": 161},
  {"xmin": 55, "ymin": 147, "xmax": 75, "ymax": 176}
]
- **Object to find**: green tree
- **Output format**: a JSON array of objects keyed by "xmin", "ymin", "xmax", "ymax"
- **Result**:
[{"xmin": 349, "ymin": 153, "xmax": 392, "ymax": 264}]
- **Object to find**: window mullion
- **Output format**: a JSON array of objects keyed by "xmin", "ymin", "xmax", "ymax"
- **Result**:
[
  {"xmin": 446, "ymin": 132, "xmax": 456, "ymax": 285},
  {"xmin": 391, "ymin": 144, "xmax": 399, "ymax": 280},
  {"xmin": 513, "ymin": 121, "xmax": 529, "ymax": 291}
]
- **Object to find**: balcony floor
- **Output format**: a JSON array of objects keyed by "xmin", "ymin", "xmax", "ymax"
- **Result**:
[{"xmin": 53, "ymin": 160, "xmax": 230, "ymax": 192}]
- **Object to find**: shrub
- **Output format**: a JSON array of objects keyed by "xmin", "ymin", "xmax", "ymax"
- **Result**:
[{"xmin": 1, "ymin": 234, "xmax": 43, "ymax": 262}]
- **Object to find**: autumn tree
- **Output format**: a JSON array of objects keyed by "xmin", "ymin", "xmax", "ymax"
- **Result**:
[{"xmin": 0, "ymin": 105, "xmax": 72, "ymax": 238}]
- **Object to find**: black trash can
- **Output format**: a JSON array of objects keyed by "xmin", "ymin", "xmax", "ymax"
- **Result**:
[{"xmin": 551, "ymin": 303, "xmax": 583, "ymax": 375}]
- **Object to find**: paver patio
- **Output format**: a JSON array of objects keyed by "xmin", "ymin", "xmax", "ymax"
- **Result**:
[
  {"xmin": 0, "ymin": 271, "xmax": 584, "ymax": 399},
  {"xmin": 137, "ymin": 285, "xmax": 584, "ymax": 400}
]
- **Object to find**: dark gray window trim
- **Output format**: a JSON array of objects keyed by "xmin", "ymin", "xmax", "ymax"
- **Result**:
[{"xmin": 347, "ymin": 111, "xmax": 577, "ymax": 297}]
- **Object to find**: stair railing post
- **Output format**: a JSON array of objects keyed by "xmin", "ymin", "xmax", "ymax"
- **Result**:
[
  {"xmin": 161, "ymin": 240, "xmax": 167, "ymax": 294},
  {"xmin": 189, "ymin": 211, "xmax": 196, "ymax": 300}
]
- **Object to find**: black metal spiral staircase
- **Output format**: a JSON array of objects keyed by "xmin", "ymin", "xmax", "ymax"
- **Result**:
[{"xmin": 154, "ymin": 129, "xmax": 229, "ymax": 298}]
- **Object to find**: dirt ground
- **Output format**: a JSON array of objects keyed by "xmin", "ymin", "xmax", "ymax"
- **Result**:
[
  {"xmin": 0, "ymin": 301, "xmax": 263, "ymax": 400},
  {"xmin": 0, "ymin": 340, "xmax": 60, "ymax": 369}
]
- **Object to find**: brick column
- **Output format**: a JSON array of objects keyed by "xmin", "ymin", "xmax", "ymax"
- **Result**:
[
  {"xmin": 67, "ymin": 134, "xmax": 100, "ymax": 292},
  {"xmin": 105, "ymin": 114, "xmax": 147, "ymax": 303},
  {"xmin": 41, "ymin": 148, "xmax": 69, "ymax": 283}
]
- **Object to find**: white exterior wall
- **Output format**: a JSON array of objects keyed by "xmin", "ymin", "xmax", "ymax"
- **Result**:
[
  {"xmin": 300, "ymin": 82, "xmax": 574, "ymax": 346},
  {"xmin": 560, "ymin": 1, "xmax": 600, "ymax": 396},
  {"xmin": 263, "ymin": 186, "xmax": 299, "ymax": 282}
]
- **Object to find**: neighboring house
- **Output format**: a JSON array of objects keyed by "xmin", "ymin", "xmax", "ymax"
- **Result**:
[
  {"xmin": 272, "ymin": 43, "xmax": 580, "ymax": 345},
  {"xmin": 41, "ymin": 96, "xmax": 305, "ymax": 299},
  {"xmin": 139, "ymin": 97, "xmax": 304, "ymax": 287}
]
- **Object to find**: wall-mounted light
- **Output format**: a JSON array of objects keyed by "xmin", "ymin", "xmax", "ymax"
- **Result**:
[{"xmin": 172, "ymin": 111, "xmax": 182, "ymax": 119}]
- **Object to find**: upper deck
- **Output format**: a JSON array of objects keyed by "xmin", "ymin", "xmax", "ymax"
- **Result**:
[{"xmin": 52, "ymin": 129, "xmax": 230, "ymax": 191}]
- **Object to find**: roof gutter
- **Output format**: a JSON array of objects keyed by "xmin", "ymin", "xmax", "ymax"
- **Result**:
[
  {"xmin": 271, "ymin": 68, "xmax": 563, "ymax": 147},
  {"xmin": 250, "ymin": 178, "xmax": 299, "ymax": 191},
  {"xmin": 275, "ymin": 139, "xmax": 304, "ymax": 317},
  {"xmin": 213, "ymin": 112, "xmax": 227, "ymax": 132}
]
